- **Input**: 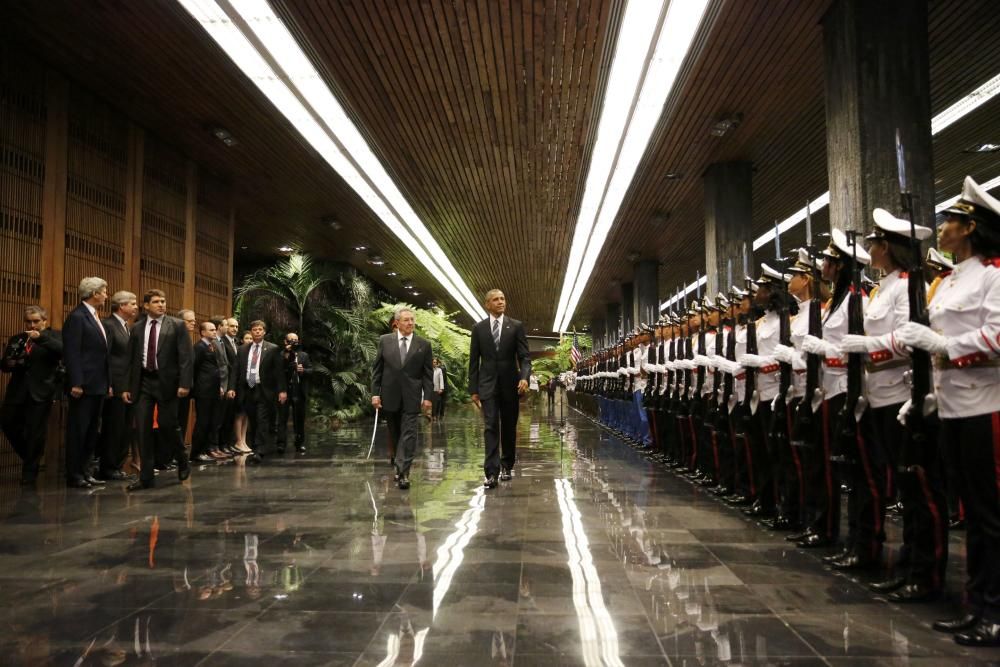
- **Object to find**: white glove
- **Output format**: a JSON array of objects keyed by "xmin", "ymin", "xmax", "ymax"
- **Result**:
[
  {"xmin": 896, "ymin": 399, "xmax": 913, "ymax": 426},
  {"xmin": 772, "ymin": 344, "xmax": 799, "ymax": 366},
  {"xmin": 618, "ymin": 368, "xmax": 629, "ymax": 377},
  {"xmin": 720, "ymin": 359, "xmax": 743, "ymax": 375},
  {"xmin": 896, "ymin": 322, "xmax": 948, "ymax": 355},
  {"xmin": 839, "ymin": 334, "xmax": 880, "ymax": 354},
  {"xmin": 693, "ymin": 354, "xmax": 712, "ymax": 367},
  {"xmin": 662, "ymin": 361, "xmax": 675, "ymax": 371},
  {"xmin": 738, "ymin": 353, "xmax": 768, "ymax": 368},
  {"xmin": 802, "ymin": 335, "xmax": 839, "ymax": 357},
  {"xmin": 676, "ymin": 359, "xmax": 695, "ymax": 371}
]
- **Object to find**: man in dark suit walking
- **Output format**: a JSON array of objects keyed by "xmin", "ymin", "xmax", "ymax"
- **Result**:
[
  {"xmin": 235, "ymin": 320, "xmax": 287, "ymax": 464},
  {"xmin": 97, "ymin": 290, "xmax": 137, "ymax": 480},
  {"xmin": 469, "ymin": 289, "xmax": 531, "ymax": 489},
  {"xmin": 191, "ymin": 320, "xmax": 233, "ymax": 462},
  {"xmin": 63, "ymin": 277, "xmax": 111, "ymax": 488},
  {"xmin": 212, "ymin": 315, "xmax": 238, "ymax": 454},
  {"xmin": 371, "ymin": 307, "xmax": 433, "ymax": 489},
  {"xmin": 122, "ymin": 289, "xmax": 193, "ymax": 490},
  {"xmin": 1, "ymin": 305, "xmax": 63, "ymax": 484}
]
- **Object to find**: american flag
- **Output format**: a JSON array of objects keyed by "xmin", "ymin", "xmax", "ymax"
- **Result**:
[{"xmin": 570, "ymin": 330, "xmax": 581, "ymax": 367}]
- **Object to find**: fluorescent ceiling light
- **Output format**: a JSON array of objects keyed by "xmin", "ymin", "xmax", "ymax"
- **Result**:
[
  {"xmin": 552, "ymin": 0, "xmax": 712, "ymax": 332},
  {"xmin": 660, "ymin": 71, "xmax": 1000, "ymax": 311},
  {"xmin": 177, "ymin": 0, "xmax": 486, "ymax": 322}
]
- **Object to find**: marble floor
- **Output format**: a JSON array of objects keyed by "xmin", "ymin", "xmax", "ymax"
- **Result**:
[{"xmin": 1, "ymin": 396, "xmax": 999, "ymax": 666}]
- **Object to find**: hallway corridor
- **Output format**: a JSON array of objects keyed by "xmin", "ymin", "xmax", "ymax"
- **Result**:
[{"xmin": 0, "ymin": 399, "xmax": 998, "ymax": 665}]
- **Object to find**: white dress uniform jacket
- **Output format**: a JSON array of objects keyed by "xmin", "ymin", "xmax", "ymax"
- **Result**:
[{"xmin": 863, "ymin": 269, "xmax": 913, "ymax": 409}]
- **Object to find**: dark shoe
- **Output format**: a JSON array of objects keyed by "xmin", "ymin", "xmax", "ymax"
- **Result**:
[
  {"xmin": 178, "ymin": 464, "xmax": 190, "ymax": 482},
  {"xmin": 84, "ymin": 475, "xmax": 106, "ymax": 486},
  {"xmin": 954, "ymin": 619, "xmax": 1000, "ymax": 647},
  {"xmin": 398, "ymin": 476, "xmax": 410, "ymax": 490},
  {"xmin": 276, "ymin": 446, "xmax": 285, "ymax": 455},
  {"xmin": 869, "ymin": 577, "xmax": 906, "ymax": 594},
  {"xmin": 787, "ymin": 529, "xmax": 814, "ymax": 542},
  {"xmin": 949, "ymin": 517, "xmax": 966, "ymax": 530},
  {"xmin": 195, "ymin": 454, "xmax": 215, "ymax": 463},
  {"xmin": 296, "ymin": 445, "xmax": 306, "ymax": 454},
  {"xmin": 933, "ymin": 613, "xmax": 980, "ymax": 634},
  {"xmin": 246, "ymin": 453, "xmax": 263, "ymax": 465},
  {"xmin": 484, "ymin": 476, "xmax": 498, "ymax": 489},
  {"xmin": 500, "ymin": 468, "xmax": 512, "ymax": 482},
  {"xmin": 66, "ymin": 478, "xmax": 92, "ymax": 489},
  {"xmin": 887, "ymin": 583, "xmax": 942, "ymax": 603},
  {"xmin": 727, "ymin": 495, "xmax": 752, "ymax": 506},
  {"xmin": 126, "ymin": 480, "xmax": 154, "ymax": 492},
  {"xmin": 829, "ymin": 554, "xmax": 879, "ymax": 571},
  {"xmin": 797, "ymin": 533, "xmax": 834, "ymax": 549},
  {"xmin": 98, "ymin": 470, "xmax": 128, "ymax": 481},
  {"xmin": 822, "ymin": 549, "xmax": 851, "ymax": 564},
  {"xmin": 768, "ymin": 516, "xmax": 798, "ymax": 531}
]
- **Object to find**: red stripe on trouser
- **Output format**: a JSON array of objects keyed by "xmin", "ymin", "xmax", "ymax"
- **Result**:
[
  {"xmin": 993, "ymin": 413, "xmax": 1000, "ymax": 496},
  {"xmin": 688, "ymin": 417, "xmax": 698, "ymax": 468},
  {"xmin": 822, "ymin": 401, "xmax": 833, "ymax": 539},
  {"xmin": 788, "ymin": 410, "xmax": 804, "ymax": 510},
  {"xmin": 915, "ymin": 466, "xmax": 945, "ymax": 589},
  {"xmin": 711, "ymin": 430, "xmax": 720, "ymax": 479},
  {"xmin": 743, "ymin": 434, "xmax": 756, "ymax": 496},
  {"xmin": 855, "ymin": 430, "xmax": 882, "ymax": 560}
]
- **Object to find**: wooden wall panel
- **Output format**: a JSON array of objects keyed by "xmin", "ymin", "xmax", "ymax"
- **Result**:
[
  {"xmin": 141, "ymin": 136, "xmax": 187, "ymax": 310},
  {"xmin": 194, "ymin": 202, "xmax": 232, "ymax": 320},
  {"xmin": 63, "ymin": 84, "xmax": 128, "ymax": 320},
  {"xmin": 0, "ymin": 48, "xmax": 48, "ymax": 478}
]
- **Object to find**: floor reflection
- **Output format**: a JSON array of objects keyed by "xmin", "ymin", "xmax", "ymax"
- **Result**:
[{"xmin": 0, "ymin": 401, "xmax": 997, "ymax": 664}]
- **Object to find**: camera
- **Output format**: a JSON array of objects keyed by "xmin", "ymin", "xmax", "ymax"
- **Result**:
[{"xmin": 286, "ymin": 339, "xmax": 300, "ymax": 349}]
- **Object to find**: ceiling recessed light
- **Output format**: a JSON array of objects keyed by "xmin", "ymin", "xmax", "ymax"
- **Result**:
[
  {"xmin": 211, "ymin": 126, "xmax": 238, "ymax": 146},
  {"xmin": 278, "ymin": 245, "xmax": 294, "ymax": 252},
  {"xmin": 401, "ymin": 280, "xmax": 414, "ymax": 289},
  {"xmin": 410, "ymin": 290, "xmax": 421, "ymax": 296},
  {"xmin": 709, "ymin": 113, "xmax": 743, "ymax": 137},
  {"xmin": 367, "ymin": 255, "xmax": 385, "ymax": 266},
  {"xmin": 664, "ymin": 172, "xmax": 683, "ymax": 180},
  {"xmin": 240, "ymin": 244, "xmax": 248, "ymax": 250},
  {"xmin": 426, "ymin": 300, "xmax": 437, "ymax": 308},
  {"xmin": 386, "ymin": 271, "xmax": 398, "ymax": 277},
  {"xmin": 353, "ymin": 245, "xmax": 367, "ymax": 252},
  {"xmin": 965, "ymin": 142, "xmax": 1000, "ymax": 153}
]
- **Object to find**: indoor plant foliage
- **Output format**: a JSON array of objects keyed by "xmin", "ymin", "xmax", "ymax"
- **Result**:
[
  {"xmin": 234, "ymin": 252, "xmax": 472, "ymax": 423},
  {"xmin": 531, "ymin": 333, "xmax": 592, "ymax": 382}
]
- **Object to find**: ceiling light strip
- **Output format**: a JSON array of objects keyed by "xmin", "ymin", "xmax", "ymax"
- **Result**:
[
  {"xmin": 552, "ymin": 0, "xmax": 712, "ymax": 332},
  {"xmin": 178, "ymin": 0, "xmax": 486, "ymax": 321},
  {"xmin": 659, "ymin": 71, "xmax": 1000, "ymax": 312}
]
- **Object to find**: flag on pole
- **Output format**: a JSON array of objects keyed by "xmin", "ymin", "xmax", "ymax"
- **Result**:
[{"xmin": 570, "ymin": 330, "xmax": 581, "ymax": 367}]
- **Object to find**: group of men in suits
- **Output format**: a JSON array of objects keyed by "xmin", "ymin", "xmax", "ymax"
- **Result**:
[
  {"xmin": 371, "ymin": 290, "xmax": 531, "ymax": 491},
  {"xmin": 1, "ymin": 275, "xmax": 308, "ymax": 490}
]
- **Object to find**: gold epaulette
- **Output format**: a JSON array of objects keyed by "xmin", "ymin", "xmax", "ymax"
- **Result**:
[{"xmin": 927, "ymin": 275, "xmax": 943, "ymax": 304}]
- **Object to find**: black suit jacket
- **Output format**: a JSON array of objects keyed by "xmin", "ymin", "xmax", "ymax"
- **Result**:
[
  {"xmin": 102, "ymin": 315, "xmax": 132, "ymax": 395},
  {"xmin": 1, "ymin": 329, "xmax": 63, "ymax": 404},
  {"xmin": 236, "ymin": 340, "xmax": 287, "ymax": 400},
  {"xmin": 372, "ymin": 333, "xmax": 433, "ymax": 413},
  {"xmin": 283, "ymin": 348, "xmax": 312, "ymax": 397},
  {"xmin": 468, "ymin": 316, "xmax": 531, "ymax": 402},
  {"xmin": 192, "ymin": 338, "xmax": 233, "ymax": 398},
  {"xmin": 63, "ymin": 302, "xmax": 110, "ymax": 395},
  {"xmin": 126, "ymin": 315, "xmax": 194, "ymax": 397}
]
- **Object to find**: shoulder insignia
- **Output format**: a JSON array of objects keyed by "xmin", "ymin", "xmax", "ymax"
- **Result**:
[{"xmin": 983, "ymin": 257, "xmax": 1000, "ymax": 268}]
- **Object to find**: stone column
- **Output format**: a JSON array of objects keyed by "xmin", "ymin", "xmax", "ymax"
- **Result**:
[
  {"xmin": 823, "ymin": 0, "xmax": 934, "ymax": 235},
  {"xmin": 606, "ymin": 303, "xmax": 622, "ymax": 343},
  {"xmin": 634, "ymin": 260, "xmax": 659, "ymax": 325},
  {"xmin": 704, "ymin": 162, "xmax": 753, "ymax": 296},
  {"xmin": 590, "ymin": 317, "xmax": 605, "ymax": 349},
  {"xmin": 621, "ymin": 282, "xmax": 635, "ymax": 333}
]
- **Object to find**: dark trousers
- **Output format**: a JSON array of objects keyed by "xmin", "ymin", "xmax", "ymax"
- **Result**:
[
  {"xmin": 192, "ymin": 395, "xmax": 223, "ymax": 458},
  {"xmin": 98, "ymin": 395, "xmax": 132, "ymax": 475},
  {"xmin": 482, "ymin": 396, "xmax": 518, "ymax": 477},
  {"xmin": 135, "ymin": 373, "xmax": 187, "ymax": 483},
  {"xmin": 385, "ymin": 410, "xmax": 419, "ymax": 476},
  {"xmin": 244, "ymin": 386, "xmax": 277, "ymax": 456},
  {"xmin": 940, "ymin": 413, "xmax": 1000, "ymax": 621},
  {"xmin": 277, "ymin": 390, "xmax": 307, "ymax": 446},
  {"xmin": 220, "ymin": 398, "xmax": 237, "ymax": 447},
  {"xmin": 779, "ymin": 398, "xmax": 806, "ymax": 524},
  {"xmin": 804, "ymin": 394, "xmax": 845, "ymax": 542},
  {"xmin": 178, "ymin": 396, "xmax": 192, "ymax": 444},
  {"xmin": 1, "ymin": 399, "xmax": 53, "ymax": 479},
  {"xmin": 65, "ymin": 394, "xmax": 104, "ymax": 482},
  {"xmin": 848, "ymin": 406, "xmax": 890, "ymax": 560},
  {"xmin": 896, "ymin": 413, "xmax": 948, "ymax": 589},
  {"xmin": 433, "ymin": 392, "xmax": 446, "ymax": 418}
]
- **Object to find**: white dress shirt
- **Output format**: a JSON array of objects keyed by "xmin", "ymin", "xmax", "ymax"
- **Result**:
[{"xmin": 246, "ymin": 341, "xmax": 263, "ymax": 383}]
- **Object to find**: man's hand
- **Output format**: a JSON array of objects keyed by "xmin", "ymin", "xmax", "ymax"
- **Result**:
[
  {"xmin": 122, "ymin": 391, "xmax": 132, "ymax": 404},
  {"xmin": 177, "ymin": 387, "xmax": 190, "ymax": 398},
  {"xmin": 471, "ymin": 393, "xmax": 481, "ymax": 408},
  {"xmin": 25, "ymin": 329, "xmax": 41, "ymax": 340},
  {"xmin": 372, "ymin": 395, "xmax": 382, "ymax": 410},
  {"xmin": 296, "ymin": 364, "xmax": 304, "ymax": 374},
  {"xmin": 436, "ymin": 389, "xmax": 443, "ymax": 395},
  {"xmin": 517, "ymin": 379, "xmax": 528, "ymax": 394},
  {"xmin": 278, "ymin": 391, "xmax": 287, "ymax": 405},
  {"xmin": 226, "ymin": 390, "xmax": 236, "ymax": 399},
  {"xmin": 70, "ymin": 386, "xmax": 83, "ymax": 399},
  {"xmin": 421, "ymin": 399, "xmax": 432, "ymax": 412}
]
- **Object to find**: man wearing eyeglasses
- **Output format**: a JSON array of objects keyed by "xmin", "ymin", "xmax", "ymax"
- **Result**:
[{"xmin": 1, "ymin": 306, "xmax": 63, "ymax": 484}]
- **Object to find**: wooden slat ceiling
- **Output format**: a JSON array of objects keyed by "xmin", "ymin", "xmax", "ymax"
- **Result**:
[{"xmin": 4, "ymin": 0, "xmax": 1000, "ymax": 332}]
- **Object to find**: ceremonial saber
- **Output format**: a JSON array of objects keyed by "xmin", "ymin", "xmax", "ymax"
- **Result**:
[{"xmin": 366, "ymin": 408, "xmax": 380, "ymax": 460}]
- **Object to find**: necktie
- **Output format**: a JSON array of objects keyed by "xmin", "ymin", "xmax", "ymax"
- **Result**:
[
  {"xmin": 492, "ymin": 319, "xmax": 500, "ymax": 349},
  {"xmin": 249, "ymin": 344, "xmax": 260, "ymax": 387},
  {"xmin": 400, "ymin": 336, "xmax": 408, "ymax": 363},
  {"xmin": 146, "ymin": 320, "xmax": 158, "ymax": 371}
]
